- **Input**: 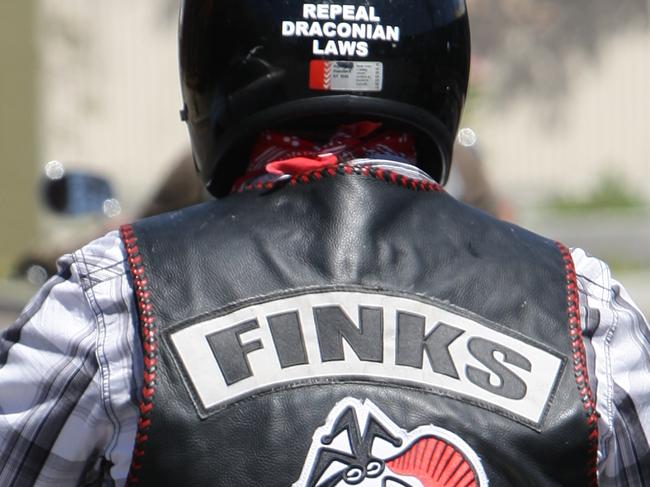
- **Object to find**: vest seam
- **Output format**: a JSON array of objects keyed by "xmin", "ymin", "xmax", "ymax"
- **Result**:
[
  {"xmin": 120, "ymin": 224, "xmax": 158, "ymax": 486},
  {"xmin": 556, "ymin": 241, "xmax": 599, "ymax": 486}
]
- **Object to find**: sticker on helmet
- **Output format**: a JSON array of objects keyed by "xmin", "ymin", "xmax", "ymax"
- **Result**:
[
  {"xmin": 281, "ymin": 3, "xmax": 401, "ymax": 58},
  {"xmin": 310, "ymin": 60, "xmax": 383, "ymax": 92},
  {"xmin": 294, "ymin": 397, "xmax": 489, "ymax": 486}
]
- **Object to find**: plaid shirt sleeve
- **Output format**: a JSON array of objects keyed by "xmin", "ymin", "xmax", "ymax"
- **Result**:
[
  {"xmin": 574, "ymin": 248, "xmax": 650, "ymax": 486},
  {"xmin": 0, "ymin": 231, "xmax": 140, "ymax": 487},
  {"xmin": 1, "ymin": 228, "xmax": 649, "ymax": 486}
]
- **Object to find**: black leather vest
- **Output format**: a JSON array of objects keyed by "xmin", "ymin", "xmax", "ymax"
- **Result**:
[{"xmin": 121, "ymin": 165, "xmax": 598, "ymax": 486}]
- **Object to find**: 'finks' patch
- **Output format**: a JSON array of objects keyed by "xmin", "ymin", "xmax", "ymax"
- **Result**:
[
  {"xmin": 294, "ymin": 397, "xmax": 489, "ymax": 486},
  {"xmin": 167, "ymin": 291, "xmax": 565, "ymax": 425}
]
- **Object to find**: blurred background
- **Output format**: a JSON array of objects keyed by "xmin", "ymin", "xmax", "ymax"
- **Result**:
[{"xmin": 1, "ymin": 0, "xmax": 649, "ymax": 326}]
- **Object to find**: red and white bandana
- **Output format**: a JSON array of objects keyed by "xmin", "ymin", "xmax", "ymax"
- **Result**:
[{"xmin": 232, "ymin": 121, "xmax": 417, "ymax": 191}]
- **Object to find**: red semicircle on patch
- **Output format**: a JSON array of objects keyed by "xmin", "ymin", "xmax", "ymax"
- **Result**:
[{"xmin": 386, "ymin": 436, "xmax": 478, "ymax": 487}]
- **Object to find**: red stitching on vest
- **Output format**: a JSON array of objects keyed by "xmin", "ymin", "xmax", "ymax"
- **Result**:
[
  {"xmin": 236, "ymin": 163, "xmax": 444, "ymax": 194},
  {"xmin": 121, "ymin": 224, "xmax": 158, "ymax": 486},
  {"xmin": 556, "ymin": 242, "xmax": 599, "ymax": 486}
]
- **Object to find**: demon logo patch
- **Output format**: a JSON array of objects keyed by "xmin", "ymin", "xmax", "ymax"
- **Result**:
[{"xmin": 294, "ymin": 398, "xmax": 489, "ymax": 486}]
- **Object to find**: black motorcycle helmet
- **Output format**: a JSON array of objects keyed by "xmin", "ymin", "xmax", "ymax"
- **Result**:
[{"xmin": 180, "ymin": 0, "xmax": 470, "ymax": 197}]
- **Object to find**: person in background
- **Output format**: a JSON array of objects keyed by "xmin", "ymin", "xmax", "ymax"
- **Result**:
[{"xmin": 1, "ymin": 1, "xmax": 648, "ymax": 486}]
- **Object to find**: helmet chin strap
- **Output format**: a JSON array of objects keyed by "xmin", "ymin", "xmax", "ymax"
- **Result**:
[{"xmin": 231, "ymin": 121, "xmax": 418, "ymax": 192}]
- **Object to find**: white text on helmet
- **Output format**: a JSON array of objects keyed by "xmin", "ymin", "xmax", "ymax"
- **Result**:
[
  {"xmin": 303, "ymin": 4, "xmax": 382, "ymax": 22},
  {"xmin": 282, "ymin": 21, "xmax": 400, "ymax": 43},
  {"xmin": 281, "ymin": 3, "xmax": 401, "ymax": 58}
]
